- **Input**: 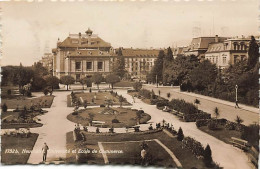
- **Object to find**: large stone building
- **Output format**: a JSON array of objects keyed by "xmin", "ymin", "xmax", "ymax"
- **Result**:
[
  {"xmin": 205, "ymin": 36, "xmax": 251, "ymax": 69},
  {"xmin": 184, "ymin": 35, "xmax": 228, "ymax": 60},
  {"xmin": 51, "ymin": 29, "xmax": 160, "ymax": 81}
]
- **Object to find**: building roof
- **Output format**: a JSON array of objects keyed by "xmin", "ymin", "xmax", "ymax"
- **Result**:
[
  {"xmin": 114, "ymin": 48, "xmax": 161, "ymax": 57},
  {"xmin": 186, "ymin": 36, "xmax": 228, "ymax": 51},
  {"xmin": 206, "ymin": 42, "xmax": 224, "ymax": 53},
  {"xmin": 57, "ymin": 32, "xmax": 111, "ymax": 48},
  {"xmin": 67, "ymin": 49, "xmax": 111, "ymax": 57}
]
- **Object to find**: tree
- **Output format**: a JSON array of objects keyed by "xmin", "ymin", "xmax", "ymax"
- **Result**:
[
  {"xmin": 165, "ymin": 47, "xmax": 173, "ymax": 61},
  {"xmin": 106, "ymin": 74, "xmax": 120, "ymax": 89},
  {"xmin": 45, "ymin": 75, "xmax": 60, "ymax": 91},
  {"xmin": 133, "ymin": 82, "xmax": 142, "ymax": 91},
  {"xmin": 235, "ymin": 116, "xmax": 244, "ymax": 125},
  {"xmin": 31, "ymin": 76, "xmax": 47, "ymax": 91},
  {"xmin": 194, "ymin": 99, "xmax": 200, "ymax": 107},
  {"xmin": 167, "ymin": 92, "xmax": 171, "ymax": 99},
  {"xmin": 177, "ymin": 127, "xmax": 184, "ymax": 141},
  {"xmin": 204, "ymin": 144, "xmax": 213, "ymax": 167},
  {"xmin": 214, "ymin": 107, "xmax": 220, "ymax": 119},
  {"xmin": 83, "ymin": 100, "xmax": 88, "ymax": 109},
  {"xmin": 91, "ymin": 73, "xmax": 103, "ymax": 90},
  {"xmin": 248, "ymin": 36, "xmax": 259, "ymax": 69},
  {"xmin": 118, "ymin": 95, "xmax": 124, "ymax": 107},
  {"xmin": 150, "ymin": 50, "xmax": 165, "ymax": 84},
  {"xmin": 80, "ymin": 77, "xmax": 90, "ymax": 90},
  {"xmin": 190, "ymin": 60, "xmax": 218, "ymax": 91},
  {"xmin": 112, "ymin": 48, "xmax": 126, "ymax": 79},
  {"xmin": 43, "ymin": 88, "xmax": 49, "ymax": 95},
  {"xmin": 2, "ymin": 103, "xmax": 8, "ymax": 113},
  {"xmin": 136, "ymin": 110, "xmax": 143, "ymax": 124},
  {"xmin": 88, "ymin": 113, "xmax": 95, "ymax": 126},
  {"xmin": 60, "ymin": 75, "xmax": 75, "ymax": 90}
]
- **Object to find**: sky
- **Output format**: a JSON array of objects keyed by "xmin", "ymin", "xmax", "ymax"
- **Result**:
[{"xmin": 1, "ymin": 0, "xmax": 258, "ymax": 66}]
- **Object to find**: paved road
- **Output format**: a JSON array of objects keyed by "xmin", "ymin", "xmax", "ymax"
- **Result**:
[
  {"xmin": 143, "ymin": 85, "xmax": 259, "ymax": 126},
  {"xmin": 116, "ymin": 89, "xmax": 253, "ymax": 169},
  {"xmin": 27, "ymin": 91, "xmax": 75, "ymax": 164}
]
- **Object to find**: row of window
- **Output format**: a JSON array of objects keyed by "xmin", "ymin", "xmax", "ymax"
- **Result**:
[{"xmin": 75, "ymin": 61, "xmax": 103, "ymax": 70}]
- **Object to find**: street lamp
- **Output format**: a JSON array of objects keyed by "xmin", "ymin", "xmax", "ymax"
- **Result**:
[
  {"xmin": 235, "ymin": 85, "xmax": 238, "ymax": 102},
  {"xmin": 156, "ymin": 75, "xmax": 158, "ymax": 88}
]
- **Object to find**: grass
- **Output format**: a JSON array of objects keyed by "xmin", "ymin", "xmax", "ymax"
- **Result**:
[
  {"xmin": 114, "ymin": 81, "xmax": 134, "ymax": 88},
  {"xmin": 127, "ymin": 91, "xmax": 152, "ymax": 105},
  {"xmin": 2, "ymin": 95, "xmax": 54, "ymax": 109},
  {"xmin": 198, "ymin": 125, "xmax": 241, "ymax": 145},
  {"xmin": 67, "ymin": 91, "xmax": 131, "ymax": 107},
  {"xmin": 66, "ymin": 130, "xmax": 208, "ymax": 168},
  {"xmin": 1, "ymin": 133, "xmax": 39, "ymax": 164},
  {"xmin": 67, "ymin": 107, "xmax": 151, "ymax": 128}
]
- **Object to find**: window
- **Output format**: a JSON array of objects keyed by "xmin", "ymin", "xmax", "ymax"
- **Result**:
[
  {"xmin": 75, "ymin": 62, "xmax": 81, "ymax": 70},
  {"xmin": 87, "ymin": 62, "xmax": 92, "ymax": 70},
  {"xmin": 223, "ymin": 57, "xmax": 227, "ymax": 64},
  {"xmin": 98, "ymin": 62, "xmax": 103, "ymax": 70}
]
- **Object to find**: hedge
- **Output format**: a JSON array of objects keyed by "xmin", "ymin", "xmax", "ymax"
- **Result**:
[
  {"xmin": 169, "ymin": 99, "xmax": 199, "ymax": 115},
  {"xmin": 183, "ymin": 112, "xmax": 211, "ymax": 122},
  {"xmin": 182, "ymin": 137, "xmax": 205, "ymax": 158}
]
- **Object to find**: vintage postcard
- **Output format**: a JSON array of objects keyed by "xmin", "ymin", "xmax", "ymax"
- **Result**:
[{"xmin": 0, "ymin": 0, "xmax": 259, "ymax": 168}]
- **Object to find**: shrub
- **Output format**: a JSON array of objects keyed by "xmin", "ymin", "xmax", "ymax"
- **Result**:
[
  {"xmin": 150, "ymin": 99, "xmax": 160, "ymax": 105},
  {"xmin": 241, "ymin": 124, "xmax": 259, "ymax": 147},
  {"xmin": 196, "ymin": 119, "xmax": 210, "ymax": 127},
  {"xmin": 184, "ymin": 112, "xmax": 211, "ymax": 122},
  {"xmin": 182, "ymin": 137, "xmax": 204, "ymax": 157},
  {"xmin": 72, "ymin": 111, "xmax": 78, "ymax": 115},
  {"xmin": 26, "ymin": 91, "xmax": 32, "ymax": 97},
  {"xmin": 207, "ymin": 120, "xmax": 218, "ymax": 130},
  {"xmin": 204, "ymin": 144, "xmax": 213, "ymax": 167},
  {"xmin": 177, "ymin": 127, "xmax": 184, "ymax": 141},
  {"xmin": 112, "ymin": 119, "xmax": 119, "ymax": 123},
  {"xmin": 89, "ymin": 88, "xmax": 92, "ymax": 93},
  {"xmin": 224, "ymin": 121, "xmax": 235, "ymax": 130},
  {"xmin": 2, "ymin": 103, "xmax": 8, "ymax": 113},
  {"xmin": 167, "ymin": 92, "xmax": 171, "ymax": 98},
  {"xmin": 7, "ymin": 89, "xmax": 11, "ymax": 95},
  {"xmin": 169, "ymin": 99, "xmax": 199, "ymax": 115},
  {"xmin": 156, "ymin": 100, "xmax": 169, "ymax": 108},
  {"xmin": 96, "ymin": 127, "xmax": 100, "ymax": 133},
  {"xmin": 139, "ymin": 89, "xmax": 152, "ymax": 99},
  {"xmin": 100, "ymin": 104, "xmax": 105, "ymax": 107},
  {"xmin": 43, "ymin": 88, "xmax": 49, "ymax": 95},
  {"xmin": 83, "ymin": 100, "xmax": 87, "ymax": 109},
  {"xmin": 133, "ymin": 82, "xmax": 142, "ymax": 91}
]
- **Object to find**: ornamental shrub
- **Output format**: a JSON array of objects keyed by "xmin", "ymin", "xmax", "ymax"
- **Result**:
[{"xmin": 177, "ymin": 127, "xmax": 184, "ymax": 141}]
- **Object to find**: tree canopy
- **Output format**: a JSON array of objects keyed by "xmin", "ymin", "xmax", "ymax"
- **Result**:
[
  {"xmin": 106, "ymin": 73, "xmax": 120, "ymax": 89},
  {"xmin": 60, "ymin": 75, "xmax": 75, "ymax": 90},
  {"xmin": 91, "ymin": 73, "xmax": 103, "ymax": 89}
]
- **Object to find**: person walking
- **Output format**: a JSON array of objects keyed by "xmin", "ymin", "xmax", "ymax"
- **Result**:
[
  {"xmin": 42, "ymin": 142, "xmax": 49, "ymax": 162},
  {"xmin": 235, "ymin": 100, "xmax": 240, "ymax": 109}
]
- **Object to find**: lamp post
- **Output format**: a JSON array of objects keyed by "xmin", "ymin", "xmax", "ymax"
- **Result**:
[
  {"xmin": 156, "ymin": 75, "xmax": 158, "ymax": 88},
  {"xmin": 235, "ymin": 85, "xmax": 238, "ymax": 102}
]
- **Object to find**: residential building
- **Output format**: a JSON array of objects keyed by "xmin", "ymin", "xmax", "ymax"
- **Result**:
[
  {"xmin": 40, "ymin": 53, "xmax": 53, "ymax": 73},
  {"xmin": 205, "ymin": 36, "xmax": 250, "ymax": 69}
]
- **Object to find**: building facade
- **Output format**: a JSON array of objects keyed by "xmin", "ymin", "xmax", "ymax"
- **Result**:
[
  {"xmin": 205, "ymin": 37, "xmax": 250, "ymax": 69},
  {"xmin": 51, "ymin": 29, "xmax": 160, "ymax": 80},
  {"xmin": 184, "ymin": 35, "xmax": 228, "ymax": 60}
]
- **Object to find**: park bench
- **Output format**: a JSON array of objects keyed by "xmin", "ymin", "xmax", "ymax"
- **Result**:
[
  {"xmin": 230, "ymin": 137, "xmax": 248, "ymax": 150},
  {"xmin": 177, "ymin": 112, "xmax": 184, "ymax": 119}
]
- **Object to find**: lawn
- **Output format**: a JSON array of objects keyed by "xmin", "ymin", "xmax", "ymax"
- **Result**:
[
  {"xmin": 198, "ymin": 125, "xmax": 241, "ymax": 145},
  {"xmin": 66, "ymin": 130, "xmax": 208, "ymax": 168},
  {"xmin": 114, "ymin": 81, "xmax": 134, "ymax": 88},
  {"xmin": 67, "ymin": 107, "xmax": 151, "ymax": 128},
  {"xmin": 1, "ymin": 111, "xmax": 44, "ymax": 129},
  {"xmin": 2, "ymin": 95, "xmax": 54, "ymax": 109},
  {"xmin": 67, "ymin": 91, "xmax": 131, "ymax": 107},
  {"xmin": 1, "ymin": 133, "xmax": 39, "ymax": 164}
]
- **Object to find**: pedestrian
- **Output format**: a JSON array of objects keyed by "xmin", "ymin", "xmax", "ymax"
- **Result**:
[
  {"xmin": 235, "ymin": 100, "xmax": 240, "ymax": 108},
  {"xmin": 42, "ymin": 142, "xmax": 49, "ymax": 162},
  {"xmin": 140, "ymin": 148, "xmax": 147, "ymax": 165},
  {"xmin": 132, "ymin": 95, "xmax": 135, "ymax": 103}
]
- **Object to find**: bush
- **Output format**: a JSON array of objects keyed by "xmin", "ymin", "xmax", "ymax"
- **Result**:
[
  {"xmin": 182, "ymin": 137, "xmax": 204, "ymax": 157},
  {"xmin": 184, "ymin": 112, "xmax": 211, "ymax": 122},
  {"xmin": 112, "ymin": 119, "xmax": 119, "ymax": 123},
  {"xmin": 7, "ymin": 89, "xmax": 11, "ymax": 95},
  {"xmin": 26, "ymin": 90, "xmax": 32, "ymax": 97},
  {"xmin": 2, "ymin": 103, "xmax": 8, "ymax": 113},
  {"xmin": 43, "ymin": 88, "xmax": 49, "ymax": 95},
  {"xmin": 207, "ymin": 120, "xmax": 218, "ymax": 130},
  {"xmin": 177, "ymin": 127, "xmax": 184, "ymax": 141},
  {"xmin": 224, "ymin": 121, "xmax": 236, "ymax": 130},
  {"xmin": 139, "ymin": 89, "xmax": 152, "ymax": 99},
  {"xmin": 196, "ymin": 119, "xmax": 210, "ymax": 127},
  {"xmin": 133, "ymin": 82, "xmax": 142, "ymax": 91},
  {"xmin": 241, "ymin": 124, "xmax": 259, "ymax": 147},
  {"xmin": 156, "ymin": 100, "xmax": 169, "ymax": 108},
  {"xmin": 150, "ymin": 99, "xmax": 160, "ymax": 105},
  {"xmin": 72, "ymin": 111, "xmax": 78, "ymax": 115},
  {"xmin": 169, "ymin": 99, "xmax": 199, "ymax": 115},
  {"xmin": 100, "ymin": 104, "xmax": 105, "ymax": 107}
]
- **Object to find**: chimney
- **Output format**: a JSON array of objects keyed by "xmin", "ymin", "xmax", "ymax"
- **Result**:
[
  {"xmin": 215, "ymin": 35, "xmax": 219, "ymax": 43},
  {"xmin": 79, "ymin": 32, "xmax": 82, "ymax": 45}
]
